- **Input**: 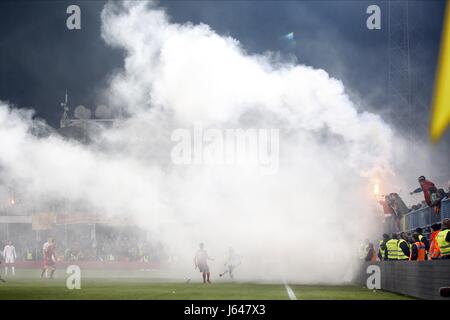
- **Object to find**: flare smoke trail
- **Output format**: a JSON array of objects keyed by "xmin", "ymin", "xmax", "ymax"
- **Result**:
[{"xmin": 0, "ymin": 1, "xmax": 404, "ymax": 283}]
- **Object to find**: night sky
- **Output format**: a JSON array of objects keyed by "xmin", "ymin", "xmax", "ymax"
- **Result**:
[{"xmin": 0, "ymin": 0, "xmax": 448, "ymax": 145}]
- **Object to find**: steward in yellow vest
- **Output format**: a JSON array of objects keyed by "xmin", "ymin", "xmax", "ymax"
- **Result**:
[
  {"xmin": 378, "ymin": 234, "xmax": 390, "ymax": 261},
  {"xmin": 397, "ymin": 232, "xmax": 411, "ymax": 260},
  {"xmin": 437, "ymin": 219, "xmax": 450, "ymax": 259},
  {"xmin": 386, "ymin": 233, "xmax": 399, "ymax": 261}
]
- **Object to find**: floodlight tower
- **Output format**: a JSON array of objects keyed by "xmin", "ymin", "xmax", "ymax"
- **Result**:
[
  {"xmin": 60, "ymin": 90, "xmax": 70, "ymax": 128},
  {"xmin": 387, "ymin": 1, "xmax": 430, "ymax": 150},
  {"xmin": 387, "ymin": 1, "xmax": 411, "ymax": 132},
  {"xmin": 407, "ymin": 1, "xmax": 432, "ymax": 138}
]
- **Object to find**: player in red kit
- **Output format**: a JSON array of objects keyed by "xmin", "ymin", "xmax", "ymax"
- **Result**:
[{"xmin": 40, "ymin": 238, "xmax": 57, "ymax": 279}]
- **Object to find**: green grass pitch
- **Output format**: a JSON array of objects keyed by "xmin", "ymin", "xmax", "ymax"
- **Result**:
[{"xmin": 0, "ymin": 269, "xmax": 414, "ymax": 300}]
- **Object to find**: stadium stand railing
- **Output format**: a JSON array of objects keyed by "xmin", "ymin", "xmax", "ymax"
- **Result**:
[{"xmin": 385, "ymin": 199, "xmax": 450, "ymax": 235}]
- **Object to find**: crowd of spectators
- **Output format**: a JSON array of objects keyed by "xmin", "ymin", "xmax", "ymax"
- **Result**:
[
  {"xmin": 379, "ymin": 178, "xmax": 449, "ymax": 216},
  {"xmin": 378, "ymin": 176, "xmax": 449, "ymax": 230},
  {"xmin": 408, "ymin": 176, "xmax": 449, "ymax": 214},
  {"xmin": 363, "ymin": 176, "xmax": 450, "ymax": 262}
]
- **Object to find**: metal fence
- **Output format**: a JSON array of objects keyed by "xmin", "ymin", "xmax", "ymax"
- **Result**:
[
  {"xmin": 404, "ymin": 199, "xmax": 450, "ymax": 231},
  {"xmin": 385, "ymin": 199, "xmax": 450, "ymax": 234}
]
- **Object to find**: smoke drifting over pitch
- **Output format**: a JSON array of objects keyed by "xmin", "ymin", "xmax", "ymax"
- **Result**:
[{"xmin": 0, "ymin": 1, "xmax": 411, "ymax": 283}]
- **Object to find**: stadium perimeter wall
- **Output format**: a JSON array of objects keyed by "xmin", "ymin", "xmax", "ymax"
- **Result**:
[
  {"xmin": 355, "ymin": 260, "xmax": 450, "ymax": 300},
  {"xmin": 14, "ymin": 261, "xmax": 162, "ymax": 270}
]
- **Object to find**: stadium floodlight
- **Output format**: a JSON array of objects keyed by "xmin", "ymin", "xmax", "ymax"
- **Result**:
[
  {"xmin": 74, "ymin": 105, "xmax": 92, "ymax": 120},
  {"xmin": 95, "ymin": 105, "xmax": 112, "ymax": 119}
]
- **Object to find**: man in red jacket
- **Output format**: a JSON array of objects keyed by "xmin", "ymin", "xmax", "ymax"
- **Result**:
[{"xmin": 410, "ymin": 176, "xmax": 436, "ymax": 207}]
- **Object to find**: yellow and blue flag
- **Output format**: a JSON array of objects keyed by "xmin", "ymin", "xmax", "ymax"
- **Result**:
[{"xmin": 431, "ymin": 1, "xmax": 450, "ymax": 142}]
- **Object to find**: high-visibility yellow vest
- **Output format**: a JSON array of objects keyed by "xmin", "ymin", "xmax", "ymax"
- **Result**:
[
  {"xmin": 379, "ymin": 240, "xmax": 386, "ymax": 260},
  {"xmin": 26, "ymin": 252, "xmax": 33, "ymax": 260},
  {"xmin": 397, "ymin": 239, "xmax": 409, "ymax": 260},
  {"xmin": 436, "ymin": 229, "xmax": 450, "ymax": 257},
  {"xmin": 386, "ymin": 239, "xmax": 398, "ymax": 260}
]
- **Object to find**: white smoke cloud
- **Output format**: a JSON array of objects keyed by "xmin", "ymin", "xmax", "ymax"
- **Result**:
[{"xmin": 0, "ymin": 1, "xmax": 407, "ymax": 283}]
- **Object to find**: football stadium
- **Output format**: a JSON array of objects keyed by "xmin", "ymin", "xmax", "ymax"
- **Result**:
[{"xmin": 0, "ymin": 0, "xmax": 450, "ymax": 311}]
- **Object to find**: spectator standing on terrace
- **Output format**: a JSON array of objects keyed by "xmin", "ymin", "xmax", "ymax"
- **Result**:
[
  {"xmin": 438, "ymin": 188, "xmax": 448, "ymax": 200},
  {"xmin": 391, "ymin": 193, "xmax": 409, "ymax": 216},
  {"xmin": 410, "ymin": 176, "xmax": 436, "ymax": 207},
  {"xmin": 429, "ymin": 186, "xmax": 442, "ymax": 215},
  {"xmin": 378, "ymin": 195, "xmax": 400, "ymax": 231},
  {"xmin": 378, "ymin": 195, "xmax": 394, "ymax": 215},
  {"xmin": 429, "ymin": 223, "xmax": 441, "ymax": 260},
  {"xmin": 436, "ymin": 219, "xmax": 450, "ymax": 260},
  {"xmin": 391, "ymin": 193, "xmax": 409, "ymax": 230}
]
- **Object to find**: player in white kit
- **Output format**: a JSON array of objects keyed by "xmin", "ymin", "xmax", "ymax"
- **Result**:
[
  {"xmin": 219, "ymin": 247, "xmax": 241, "ymax": 280},
  {"xmin": 3, "ymin": 241, "xmax": 17, "ymax": 276},
  {"xmin": 194, "ymin": 243, "xmax": 214, "ymax": 283}
]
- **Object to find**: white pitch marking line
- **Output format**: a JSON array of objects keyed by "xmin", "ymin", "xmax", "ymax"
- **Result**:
[{"xmin": 284, "ymin": 283, "xmax": 298, "ymax": 300}]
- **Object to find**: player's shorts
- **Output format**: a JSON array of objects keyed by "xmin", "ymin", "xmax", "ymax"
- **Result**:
[
  {"xmin": 44, "ymin": 258, "xmax": 55, "ymax": 268},
  {"xmin": 44, "ymin": 264, "xmax": 56, "ymax": 270},
  {"xmin": 197, "ymin": 262, "xmax": 209, "ymax": 273},
  {"xmin": 5, "ymin": 257, "xmax": 15, "ymax": 264}
]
